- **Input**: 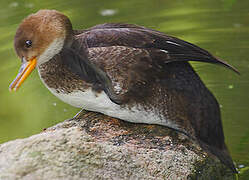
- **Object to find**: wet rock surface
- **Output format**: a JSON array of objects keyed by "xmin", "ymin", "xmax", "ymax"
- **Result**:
[{"xmin": 0, "ymin": 111, "xmax": 235, "ymax": 180}]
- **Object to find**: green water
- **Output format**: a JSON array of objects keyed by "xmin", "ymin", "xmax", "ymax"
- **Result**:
[{"xmin": 0, "ymin": 0, "xmax": 248, "ymax": 178}]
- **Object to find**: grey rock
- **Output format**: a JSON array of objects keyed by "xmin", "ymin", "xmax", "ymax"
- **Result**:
[{"xmin": 0, "ymin": 111, "xmax": 235, "ymax": 180}]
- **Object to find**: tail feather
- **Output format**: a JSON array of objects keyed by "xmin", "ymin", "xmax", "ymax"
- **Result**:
[{"xmin": 199, "ymin": 141, "xmax": 237, "ymax": 173}]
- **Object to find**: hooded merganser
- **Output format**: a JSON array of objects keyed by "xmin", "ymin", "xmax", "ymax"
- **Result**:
[{"xmin": 9, "ymin": 9, "xmax": 238, "ymax": 173}]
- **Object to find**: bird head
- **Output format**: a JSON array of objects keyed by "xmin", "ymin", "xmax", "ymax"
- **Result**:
[{"xmin": 9, "ymin": 9, "xmax": 73, "ymax": 91}]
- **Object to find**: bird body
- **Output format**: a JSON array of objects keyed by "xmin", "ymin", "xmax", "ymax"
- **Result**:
[
  {"xmin": 9, "ymin": 10, "xmax": 238, "ymax": 173},
  {"xmin": 38, "ymin": 59, "xmax": 179, "ymax": 129}
]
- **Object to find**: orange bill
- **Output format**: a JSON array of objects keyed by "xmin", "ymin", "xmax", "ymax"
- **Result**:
[{"xmin": 9, "ymin": 58, "xmax": 37, "ymax": 91}]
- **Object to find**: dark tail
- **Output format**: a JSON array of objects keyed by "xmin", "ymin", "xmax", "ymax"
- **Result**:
[
  {"xmin": 199, "ymin": 141, "xmax": 237, "ymax": 173},
  {"xmin": 159, "ymin": 61, "xmax": 238, "ymax": 173}
]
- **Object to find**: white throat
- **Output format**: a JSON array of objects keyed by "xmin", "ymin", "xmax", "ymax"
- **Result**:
[{"xmin": 37, "ymin": 37, "xmax": 65, "ymax": 66}]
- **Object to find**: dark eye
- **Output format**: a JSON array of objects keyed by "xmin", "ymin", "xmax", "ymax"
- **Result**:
[{"xmin": 25, "ymin": 40, "xmax": 32, "ymax": 48}]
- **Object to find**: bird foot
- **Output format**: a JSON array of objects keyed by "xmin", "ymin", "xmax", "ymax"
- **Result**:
[{"xmin": 66, "ymin": 109, "xmax": 88, "ymax": 121}]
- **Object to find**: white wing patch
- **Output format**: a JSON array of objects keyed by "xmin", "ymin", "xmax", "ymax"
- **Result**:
[
  {"xmin": 113, "ymin": 82, "xmax": 122, "ymax": 94},
  {"xmin": 166, "ymin": 40, "xmax": 181, "ymax": 46},
  {"xmin": 160, "ymin": 50, "xmax": 169, "ymax": 53}
]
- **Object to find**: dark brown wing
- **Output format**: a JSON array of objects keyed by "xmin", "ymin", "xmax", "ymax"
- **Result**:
[
  {"xmin": 70, "ymin": 23, "xmax": 239, "ymax": 103},
  {"xmin": 74, "ymin": 23, "xmax": 239, "ymax": 74},
  {"xmin": 86, "ymin": 46, "xmax": 156, "ymax": 100}
]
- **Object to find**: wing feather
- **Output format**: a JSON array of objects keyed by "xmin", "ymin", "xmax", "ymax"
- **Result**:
[{"xmin": 69, "ymin": 23, "xmax": 239, "ymax": 103}]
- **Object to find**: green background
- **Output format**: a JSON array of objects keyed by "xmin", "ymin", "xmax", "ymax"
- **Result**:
[{"xmin": 0, "ymin": 0, "xmax": 248, "ymax": 178}]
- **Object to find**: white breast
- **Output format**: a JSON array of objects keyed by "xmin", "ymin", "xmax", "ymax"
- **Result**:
[
  {"xmin": 37, "ymin": 68, "xmax": 178, "ymax": 129},
  {"xmin": 49, "ymin": 88, "xmax": 166, "ymax": 125}
]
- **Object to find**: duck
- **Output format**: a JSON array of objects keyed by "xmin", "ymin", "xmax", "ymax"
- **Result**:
[{"xmin": 9, "ymin": 9, "xmax": 238, "ymax": 173}]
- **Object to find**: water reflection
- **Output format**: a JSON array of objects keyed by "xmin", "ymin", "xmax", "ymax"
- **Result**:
[{"xmin": 0, "ymin": 0, "xmax": 248, "ymax": 178}]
